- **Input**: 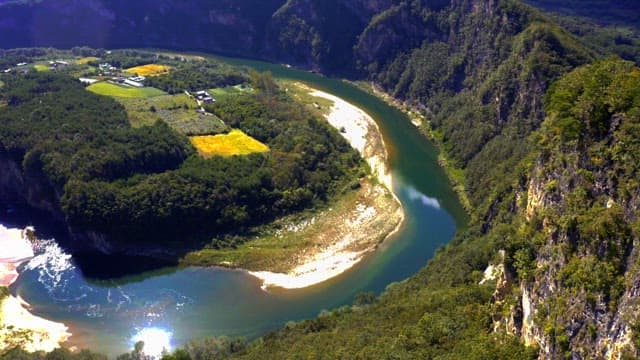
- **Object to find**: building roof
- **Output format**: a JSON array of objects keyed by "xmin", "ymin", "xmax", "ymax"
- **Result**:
[{"xmin": 123, "ymin": 79, "xmax": 144, "ymax": 88}]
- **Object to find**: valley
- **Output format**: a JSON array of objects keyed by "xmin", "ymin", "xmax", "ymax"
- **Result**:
[
  {"xmin": 0, "ymin": 49, "xmax": 462, "ymax": 357},
  {"xmin": 1, "ymin": 0, "xmax": 640, "ymax": 359}
]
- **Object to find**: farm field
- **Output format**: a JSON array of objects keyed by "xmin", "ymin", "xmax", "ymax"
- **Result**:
[
  {"xmin": 76, "ymin": 57, "xmax": 100, "ymax": 64},
  {"xmin": 190, "ymin": 129, "xmax": 270, "ymax": 157},
  {"xmin": 209, "ymin": 85, "xmax": 252, "ymax": 100},
  {"xmin": 87, "ymin": 82, "xmax": 166, "ymax": 98},
  {"xmin": 33, "ymin": 64, "xmax": 50, "ymax": 72},
  {"xmin": 126, "ymin": 64, "xmax": 171, "ymax": 76},
  {"xmin": 116, "ymin": 94, "xmax": 228, "ymax": 134}
]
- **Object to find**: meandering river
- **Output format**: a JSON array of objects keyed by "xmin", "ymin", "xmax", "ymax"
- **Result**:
[{"xmin": 5, "ymin": 56, "xmax": 467, "ymax": 357}]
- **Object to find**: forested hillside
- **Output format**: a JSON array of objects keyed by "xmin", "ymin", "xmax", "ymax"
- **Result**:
[
  {"xmin": 523, "ymin": 0, "xmax": 640, "ymax": 28},
  {"xmin": 523, "ymin": 0, "xmax": 640, "ymax": 65},
  {"xmin": 220, "ymin": 59, "xmax": 640, "ymax": 360},
  {"xmin": 0, "ymin": 71, "xmax": 362, "ymax": 251}
]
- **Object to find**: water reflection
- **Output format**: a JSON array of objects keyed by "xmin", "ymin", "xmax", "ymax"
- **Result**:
[{"xmin": 131, "ymin": 327, "xmax": 173, "ymax": 358}]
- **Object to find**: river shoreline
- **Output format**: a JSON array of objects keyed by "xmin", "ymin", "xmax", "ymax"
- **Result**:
[
  {"xmin": 183, "ymin": 82, "xmax": 405, "ymax": 289},
  {"xmin": 0, "ymin": 225, "xmax": 71, "ymax": 354},
  {"xmin": 353, "ymin": 81, "xmax": 473, "ymax": 212},
  {"xmin": 247, "ymin": 84, "xmax": 404, "ymax": 289}
]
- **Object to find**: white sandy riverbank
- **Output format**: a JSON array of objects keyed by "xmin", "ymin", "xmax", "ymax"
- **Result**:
[
  {"xmin": 249, "ymin": 85, "xmax": 403, "ymax": 290},
  {"xmin": 309, "ymin": 88, "xmax": 393, "ymax": 191},
  {"xmin": 0, "ymin": 224, "xmax": 71, "ymax": 353}
]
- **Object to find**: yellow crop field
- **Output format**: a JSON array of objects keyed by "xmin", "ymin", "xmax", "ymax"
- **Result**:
[
  {"xmin": 190, "ymin": 130, "xmax": 270, "ymax": 157},
  {"xmin": 126, "ymin": 64, "xmax": 172, "ymax": 76}
]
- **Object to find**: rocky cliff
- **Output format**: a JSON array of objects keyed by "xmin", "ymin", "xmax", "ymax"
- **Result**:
[
  {"xmin": 0, "ymin": 153, "xmax": 62, "ymax": 221},
  {"xmin": 489, "ymin": 59, "xmax": 640, "ymax": 359}
]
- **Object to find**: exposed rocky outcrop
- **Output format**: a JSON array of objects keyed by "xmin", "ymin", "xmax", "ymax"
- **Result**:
[{"xmin": 488, "ymin": 59, "xmax": 640, "ymax": 359}]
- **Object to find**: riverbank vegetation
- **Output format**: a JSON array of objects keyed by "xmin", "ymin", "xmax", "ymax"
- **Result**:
[{"xmin": 204, "ymin": 60, "xmax": 640, "ymax": 360}]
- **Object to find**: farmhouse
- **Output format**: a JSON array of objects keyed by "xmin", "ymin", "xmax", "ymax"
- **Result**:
[
  {"xmin": 16, "ymin": 62, "xmax": 28, "ymax": 66},
  {"xmin": 99, "ymin": 63, "xmax": 117, "ymax": 75},
  {"xmin": 49, "ymin": 60, "xmax": 70, "ymax": 70},
  {"xmin": 196, "ymin": 90, "xmax": 216, "ymax": 103},
  {"xmin": 129, "ymin": 75, "xmax": 146, "ymax": 82},
  {"xmin": 99, "ymin": 63, "xmax": 116, "ymax": 70},
  {"xmin": 79, "ymin": 78, "xmax": 99, "ymax": 85},
  {"xmin": 123, "ymin": 79, "xmax": 144, "ymax": 88}
]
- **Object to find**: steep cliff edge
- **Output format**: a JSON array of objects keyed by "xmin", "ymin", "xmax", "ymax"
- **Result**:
[
  {"xmin": 0, "ymin": 153, "xmax": 63, "ymax": 222},
  {"xmin": 490, "ymin": 59, "xmax": 640, "ymax": 359},
  {"xmin": 0, "ymin": 153, "xmax": 176, "ymax": 257}
]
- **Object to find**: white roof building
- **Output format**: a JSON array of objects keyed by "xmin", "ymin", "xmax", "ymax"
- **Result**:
[{"xmin": 123, "ymin": 79, "xmax": 144, "ymax": 88}]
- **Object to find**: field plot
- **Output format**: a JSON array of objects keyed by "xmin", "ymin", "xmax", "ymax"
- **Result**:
[
  {"xmin": 87, "ymin": 82, "xmax": 166, "ymax": 98},
  {"xmin": 117, "ymin": 94, "xmax": 228, "ymax": 134},
  {"xmin": 33, "ymin": 64, "xmax": 50, "ymax": 72},
  {"xmin": 209, "ymin": 85, "xmax": 252, "ymax": 100},
  {"xmin": 76, "ymin": 57, "xmax": 100, "ymax": 64},
  {"xmin": 190, "ymin": 130, "xmax": 270, "ymax": 157},
  {"xmin": 126, "ymin": 64, "xmax": 172, "ymax": 76}
]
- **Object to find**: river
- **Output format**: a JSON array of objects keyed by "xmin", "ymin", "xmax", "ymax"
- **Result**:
[{"xmin": 5, "ymin": 56, "xmax": 467, "ymax": 357}]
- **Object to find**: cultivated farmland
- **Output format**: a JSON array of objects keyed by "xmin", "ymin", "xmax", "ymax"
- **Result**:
[
  {"xmin": 190, "ymin": 129, "xmax": 270, "ymax": 157},
  {"xmin": 76, "ymin": 57, "xmax": 100, "ymax": 64},
  {"xmin": 33, "ymin": 64, "xmax": 50, "ymax": 72},
  {"xmin": 117, "ymin": 94, "xmax": 228, "ymax": 134},
  {"xmin": 126, "ymin": 64, "xmax": 172, "ymax": 76},
  {"xmin": 87, "ymin": 82, "xmax": 166, "ymax": 98},
  {"xmin": 209, "ymin": 85, "xmax": 253, "ymax": 100}
]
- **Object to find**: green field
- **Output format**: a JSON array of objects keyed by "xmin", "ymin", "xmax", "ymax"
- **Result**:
[
  {"xmin": 87, "ymin": 82, "xmax": 166, "ymax": 98},
  {"xmin": 33, "ymin": 64, "xmax": 50, "ymax": 72},
  {"xmin": 209, "ymin": 85, "xmax": 252, "ymax": 100}
]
